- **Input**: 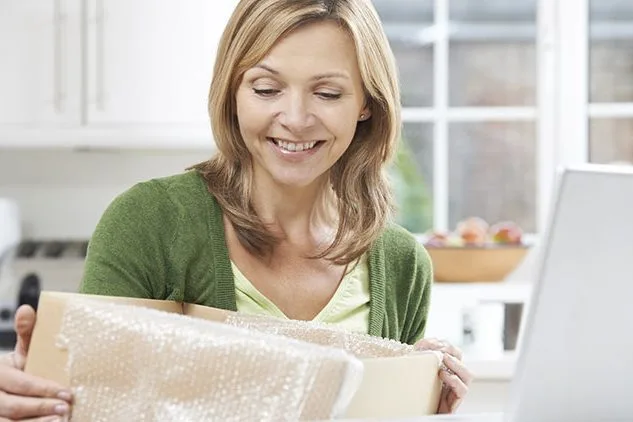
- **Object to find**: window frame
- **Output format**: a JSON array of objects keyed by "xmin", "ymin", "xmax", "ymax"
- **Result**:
[{"xmin": 400, "ymin": 0, "xmax": 606, "ymax": 235}]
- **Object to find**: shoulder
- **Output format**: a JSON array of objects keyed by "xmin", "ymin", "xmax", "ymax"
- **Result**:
[
  {"xmin": 150, "ymin": 170, "xmax": 208, "ymax": 193},
  {"xmin": 97, "ymin": 170, "xmax": 218, "ymax": 242},
  {"xmin": 130, "ymin": 170, "xmax": 208, "ymax": 203},
  {"xmin": 111, "ymin": 170, "xmax": 212, "ymax": 214},
  {"xmin": 379, "ymin": 223, "xmax": 432, "ymax": 272}
]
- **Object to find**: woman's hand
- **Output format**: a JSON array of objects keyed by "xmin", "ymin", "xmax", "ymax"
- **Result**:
[
  {"xmin": 0, "ymin": 305, "xmax": 72, "ymax": 421},
  {"xmin": 415, "ymin": 337, "xmax": 473, "ymax": 414}
]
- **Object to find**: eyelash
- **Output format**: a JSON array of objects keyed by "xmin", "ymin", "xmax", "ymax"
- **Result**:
[{"xmin": 252, "ymin": 88, "xmax": 342, "ymax": 100}]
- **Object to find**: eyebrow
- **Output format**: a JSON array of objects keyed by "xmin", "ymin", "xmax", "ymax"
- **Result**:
[{"xmin": 253, "ymin": 64, "xmax": 350, "ymax": 81}]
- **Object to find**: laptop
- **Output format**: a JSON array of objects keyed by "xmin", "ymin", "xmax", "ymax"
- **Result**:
[{"xmin": 406, "ymin": 164, "xmax": 633, "ymax": 422}]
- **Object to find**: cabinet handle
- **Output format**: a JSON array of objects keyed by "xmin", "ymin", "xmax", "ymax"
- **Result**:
[
  {"xmin": 53, "ymin": 0, "xmax": 67, "ymax": 113},
  {"xmin": 95, "ymin": 0, "xmax": 105, "ymax": 111}
]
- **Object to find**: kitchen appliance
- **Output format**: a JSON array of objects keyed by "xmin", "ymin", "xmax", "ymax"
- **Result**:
[
  {"xmin": 0, "ymin": 199, "xmax": 72, "ymax": 349},
  {"xmin": 0, "ymin": 239, "xmax": 87, "ymax": 350},
  {"xmin": 0, "ymin": 198, "xmax": 23, "ymax": 347}
]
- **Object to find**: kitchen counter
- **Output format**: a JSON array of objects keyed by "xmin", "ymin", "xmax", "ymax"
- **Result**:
[
  {"xmin": 465, "ymin": 351, "xmax": 518, "ymax": 381},
  {"xmin": 343, "ymin": 414, "xmax": 504, "ymax": 421},
  {"xmin": 429, "ymin": 281, "xmax": 531, "ymax": 382}
]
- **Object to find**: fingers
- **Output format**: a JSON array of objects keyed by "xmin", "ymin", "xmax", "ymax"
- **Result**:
[
  {"xmin": 0, "ymin": 365, "xmax": 71, "ymax": 402},
  {"xmin": 443, "ymin": 353, "xmax": 473, "ymax": 386},
  {"xmin": 439, "ymin": 370, "xmax": 466, "ymax": 412},
  {"xmin": 415, "ymin": 337, "xmax": 463, "ymax": 361},
  {"xmin": 440, "ymin": 367, "xmax": 468, "ymax": 397},
  {"xmin": 437, "ymin": 381, "xmax": 454, "ymax": 412},
  {"xmin": 416, "ymin": 337, "xmax": 472, "ymax": 414},
  {"xmin": 26, "ymin": 417, "xmax": 68, "ymax": 422},
  {"xmin": 21, "ymin": 416, "xmax": 67, "ymax": 422},
  {"xmin": 0, "ymin": 415, "xmax": 67, "ymax": 422},
  {"xmin": 13, "ymin": 305, "xmax": 37, "ymax": 370},
  {"xmin": 0, "ymin": 391, "xmax": 70, "ymax": 420},
  {"xmin": 432, "ymin": 351, "xmax": 473, "ymax": 414},
  {"xmin": 0, "ymin": 353, "xmax": 15, "ymax": 367},
  {"xmin": 437, "ymin": 353, "xmax": 472, "ymax": 414},
  {"xmin": 436, "ymin": 384, "xmax": 459, "ymax": 414}
]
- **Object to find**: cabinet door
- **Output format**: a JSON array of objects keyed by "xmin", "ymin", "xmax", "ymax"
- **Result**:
[
  {"xmin": 0, "ymin": 1, "xmax": 81, "ymax": 126},
  {"xmin": 85, "ymin": 0, "xmax": 237, "ymax": 125}
]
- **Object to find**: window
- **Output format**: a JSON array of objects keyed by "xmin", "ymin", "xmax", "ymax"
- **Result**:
[
  {"xmin": 381, "ymin": 0, "xmax": 633, "ymax": 237},
  {"xmin": 376, "ymin": 0, "xmax": 538, "ymax": 235},
  {"xmin": 589, "ymin": 0, "xmax": 633, "ymax": 164}
]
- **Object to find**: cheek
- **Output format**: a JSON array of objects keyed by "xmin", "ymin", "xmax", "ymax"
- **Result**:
[
  {"xmin": 327, "ymin": 112, "xmax": 360, "ymax": 146},
  {"xmin": 236, "ymin": 96, "xmax": 270, "ymax": 141}
]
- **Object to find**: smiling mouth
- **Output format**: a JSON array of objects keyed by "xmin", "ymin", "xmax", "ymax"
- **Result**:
[{"xmin": 267, "ymin": 137, "xmax": 325, "ymax": 152}]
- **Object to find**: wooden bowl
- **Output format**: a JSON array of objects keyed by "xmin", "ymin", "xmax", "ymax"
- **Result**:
[{"xmin": 425, "ymin": 245, "xmax": 530, "ymax": 283}]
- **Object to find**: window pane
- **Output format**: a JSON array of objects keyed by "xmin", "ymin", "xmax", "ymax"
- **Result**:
[
  {"xmin": 449, "ymin": 0, "xmax": 536, "ymax": 107},
  {"xmin": 450, "ymin": 0, "xmax": 535, "ymax": 21},
  {"xmin": 390, "ymin": 123, "xmax": 434, "ymax": 233},
  {"xmin": 590, "ymin": 0, "xmax": 633, "ymax": 102},
  {"xmin": 449, "ymin": 43, "xmax": 535, "ymax": 106},
  {"xmin": 374, "ymin": 0, "xmax": 434, "ymax": 107},
  {"xmin": 590, "ymin": 43, "xmax": 633, "ymax": 103},
  {"xmin": 393, "ymin": 45, "xmax": 434, "ymax": 107},
  {"xmin": 590, "ymin": 0, "xmax": 633, "ymax": 20},
  {"xmin": 589, "ymin": 118, "xmax": 633, "ymax": 164},
  {"xmin": 448, "ymin": 122, "xmax": 536, "ymax": 232}
]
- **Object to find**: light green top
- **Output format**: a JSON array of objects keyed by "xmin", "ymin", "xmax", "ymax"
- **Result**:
[
  {"xmin": 233, "ymin": 253, "xmax": 370, "ymax": 333},
  {"xmin": 80, "ymin": 170, "xmax": 434, "ymax": 345}
]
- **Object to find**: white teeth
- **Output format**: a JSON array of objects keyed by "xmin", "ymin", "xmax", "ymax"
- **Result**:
[{"xmin": 273, "ymin": 139, "xmax": 318, "ymax": 152}]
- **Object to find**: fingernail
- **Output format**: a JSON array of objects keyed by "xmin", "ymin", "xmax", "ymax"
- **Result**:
[
  {"xmin": 54, "ymin": 403, "xmax": 69, "ymax": 415},
  {"xmin": 57, "ymin": 390, "xmax": 72, "ymax": 401}
]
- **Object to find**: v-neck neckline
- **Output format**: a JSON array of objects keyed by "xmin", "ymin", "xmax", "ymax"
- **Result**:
[
  {"xmin": 198, "ymin": 173, "xmax": 386, "ymax": 336},
  {"xmin": 230, "ymin": 259, "xmax": 358, "ymax": 322}
]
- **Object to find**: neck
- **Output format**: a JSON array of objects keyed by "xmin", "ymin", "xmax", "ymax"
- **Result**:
[{"xmin": 250, "ymin": 172, "xmax": 335, "ymax": 246}]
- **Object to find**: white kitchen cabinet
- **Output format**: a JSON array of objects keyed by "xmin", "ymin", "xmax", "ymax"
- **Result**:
[
  {"xmin": 0, "ymin": 1, "xmax": 237, "ymax": 148},
  {"xmin": 0, "ymin": 1, "xmax": 81, "ymax": 126},
  {"xmin": 84, "ymin": 0, "xmax": 236, "ymax": 125}
]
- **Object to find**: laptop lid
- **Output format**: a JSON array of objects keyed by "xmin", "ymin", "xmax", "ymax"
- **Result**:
[{"xmin": 505, "ymin": 164, "xmax": 633, "ymax": 422}]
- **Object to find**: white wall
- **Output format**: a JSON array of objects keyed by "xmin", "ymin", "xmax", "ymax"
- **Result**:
[{"xmin": 0, "ymin": 149, "xmax": 212, "ymax": 239}]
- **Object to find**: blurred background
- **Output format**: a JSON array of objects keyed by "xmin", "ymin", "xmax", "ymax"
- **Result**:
[{"xmin": 1, "ymin": 0, "xmax": 632, "ymax": 414}]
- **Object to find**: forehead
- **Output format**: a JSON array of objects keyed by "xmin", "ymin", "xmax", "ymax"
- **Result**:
[{"xmin": 255, "ymin": 20, "xmax": 361, "ymax": 78}]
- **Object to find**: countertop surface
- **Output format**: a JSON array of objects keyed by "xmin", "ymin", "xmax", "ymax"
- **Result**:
[
  {"xmin": 341, "ymin": 413, "xmax": 504, "ymax": 421},
  {"xmin": 464, "ymin": 351, "xmax": 517, "ymax": 381}
]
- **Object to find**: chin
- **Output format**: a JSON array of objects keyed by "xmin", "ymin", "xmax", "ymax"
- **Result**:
[
  {"xmin": 272, "ymin": 177, "xmax": 318, "ymax": 189},
  {"xmin": 269, "ymin": 171, "xmax": 324, "ymax": 189}
]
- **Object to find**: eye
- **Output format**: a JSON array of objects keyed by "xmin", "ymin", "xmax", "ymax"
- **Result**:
[
  {"xmin": 316, "ymin": 92, "xmax": 342, "ymax": 100},
  {"xmin": 253, "ymin": 88, "xmax": 280, "ymax": 97}
]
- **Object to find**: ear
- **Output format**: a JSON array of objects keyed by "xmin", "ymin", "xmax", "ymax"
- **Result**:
[{"xmin": 358, "ymin": 106, "xmax": 372, "ymax": 122}]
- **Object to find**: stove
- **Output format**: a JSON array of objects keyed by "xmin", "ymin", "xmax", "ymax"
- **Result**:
[{"xmin": 0, "ymin": 240, "xmax": 86, "ymax": 349}]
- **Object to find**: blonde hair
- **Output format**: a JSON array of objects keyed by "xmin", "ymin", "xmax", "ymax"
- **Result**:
[{"xmin": 191, "ymin": 0, "xmax": 401, "ymax": 265}]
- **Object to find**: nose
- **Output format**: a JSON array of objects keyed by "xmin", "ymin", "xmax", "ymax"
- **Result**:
[{"xmin": 277, "ymin": 92, "xmax": 315, "ymax": 133}]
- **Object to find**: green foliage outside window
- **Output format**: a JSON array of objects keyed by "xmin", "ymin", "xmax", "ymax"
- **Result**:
[{"xmin": 388, "ymin": 138, "xmax": 433, "ymax": 234}]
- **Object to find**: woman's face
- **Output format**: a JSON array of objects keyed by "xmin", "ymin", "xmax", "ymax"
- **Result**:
[{"xmin": 236, "ymin": 20, "xmax": 370, "ymax": 189}]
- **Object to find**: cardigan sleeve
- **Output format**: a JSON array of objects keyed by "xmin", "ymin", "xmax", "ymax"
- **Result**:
[
  {"xmin": 402, "ymin": 243, "xmax": 434, "ymax": 345},
  {"xmin": 79, "ymin": 180, "xmax": 179, "ymax": 300}
]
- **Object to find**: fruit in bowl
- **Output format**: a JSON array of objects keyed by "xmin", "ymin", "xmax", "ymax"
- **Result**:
[
  {"xmin": 423, "ymin": 217, "xmax": 529, "ymax": 282},
  {"xmin": 490, "ymin": 221, "xmax": 523, "ymax": 245},
  {"xmin": 424, "ymin": 231, "xmax": 450, "ymax": 247},
  {"xmin": 456, "ymin": 217, "xmax": 489, "ymax": 246},
  {"xmin": 423, "ymin": 217, "xmax": 526, "ymax": 248}
]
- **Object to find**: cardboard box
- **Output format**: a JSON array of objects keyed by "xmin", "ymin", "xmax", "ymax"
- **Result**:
[{"xmin": 25, "ymin": 291, "xmax": 442, "ymax": 420}]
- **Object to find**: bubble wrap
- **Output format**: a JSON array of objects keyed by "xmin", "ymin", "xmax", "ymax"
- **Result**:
[
  {"xmin": 56, "ymin": 300, "xmax": 363, "ymax": 422},
  {"xmin": 224, "ymin": 313, "xmax": 417, "ymax": 359}
]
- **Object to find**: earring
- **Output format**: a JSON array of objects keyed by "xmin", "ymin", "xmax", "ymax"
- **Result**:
[{"xmin": 359, "ymin": 114, "xmax": 366, "ymax": 120}]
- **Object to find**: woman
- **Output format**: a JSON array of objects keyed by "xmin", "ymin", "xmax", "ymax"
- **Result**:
[{"xmin": 0, "ymin": 0, "xmax": 472, "ymax": 419}]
